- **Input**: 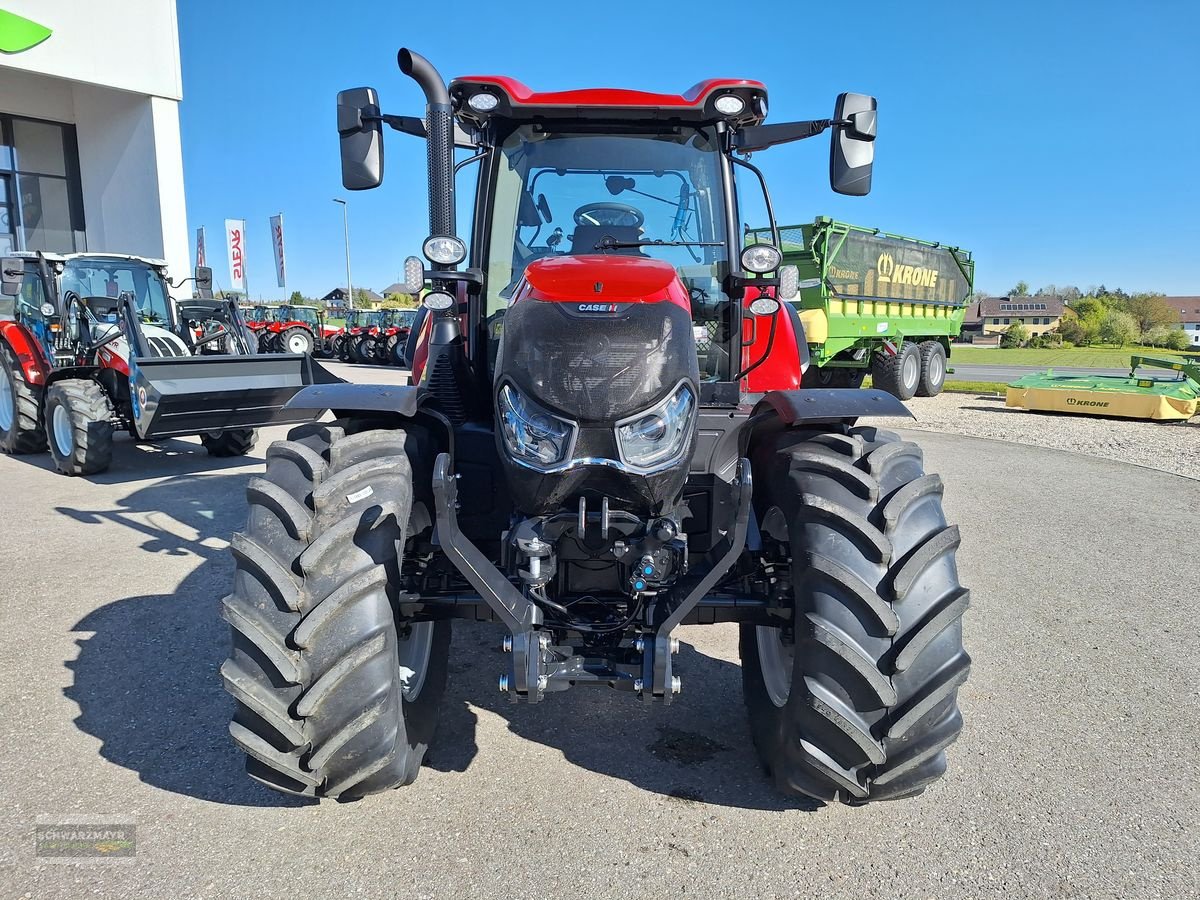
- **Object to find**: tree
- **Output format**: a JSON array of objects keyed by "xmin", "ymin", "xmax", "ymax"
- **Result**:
[
  {"xmin": 1000, "ymin": 321, "xmax": 1028, "ymax": 348},
  {"xmin": 1035, "ymin": 284, "xmax": 1057, "ymax": 297},
  {"xmin": 1141, "ymin": 325, "xmax": 1172, "ymax": 348},
  {"xmin": 288, "ymin": 290, "xmax": 307, "ymax": 304},
  {"xmin": 1099, "ymin": 310, "xmax": 1139, "ymax": 346},
  {"xmin": 1124, "ymin": 293, "xmax": 1178, "ymax": 333},
  {"xmin": 1010, "ymin": 281, "xmax": 1030, "ymax": 297},
  {"xmin": 1165, "ymin": 329, "xmax": 1192, "ymax": 352},
  {"xmin": 382, "ymin": 292, "xmax": 418, "ymax": 309}
]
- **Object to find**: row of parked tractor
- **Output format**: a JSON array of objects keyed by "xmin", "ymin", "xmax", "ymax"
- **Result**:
[{"xmin": 241, "ymin": 303, "xmax": 418, "ymax": 366}]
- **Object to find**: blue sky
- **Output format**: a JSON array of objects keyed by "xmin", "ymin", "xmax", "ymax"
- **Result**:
[{"xmin": 178, "ymin": 1, "xmax": 1199, "ymax": 299}]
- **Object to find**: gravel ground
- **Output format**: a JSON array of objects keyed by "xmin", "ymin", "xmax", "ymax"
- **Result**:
[{"xmin": 876, "ymin": 392, "xmax": 1200, "ymax": 481}]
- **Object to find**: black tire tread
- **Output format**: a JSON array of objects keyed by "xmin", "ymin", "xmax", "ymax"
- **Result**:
[
  {"xmin": 0, "ymin": 342, "xmax": 46, "ymax": 453},
  {"xmin": 222, "ymin": 421, "xmax": 448, "ymax": 799},
  {"xmin": 916, "ymin": 340, "xmax": 947, "ymax": 397},
  {"xmin": 45, "ymin": 378, "xmax": 114, "ymax": 476},
  {"xmin": 201, "ymin": 428, "xmax": 257, "ymax": 458},
  {"xmin": 870, "ymin": 341, "xmax": 920, "ymax": 401},
  {"xmin": 742, "ymin": 424, "xmax": 970, "ymax": 803}
]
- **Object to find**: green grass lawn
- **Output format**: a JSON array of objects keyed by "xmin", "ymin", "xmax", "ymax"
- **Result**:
[{"xmin": 949, "ymin": 344, "xmax": 1200, "ymax": 368}]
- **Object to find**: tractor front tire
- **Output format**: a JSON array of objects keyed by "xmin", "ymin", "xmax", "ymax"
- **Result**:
[
  {"xmin": 916, "ymin": 341, "xmax": 947, "ymax": 397},
  {"xmin": 222, "ymin": 421, "xmax": 450, "ymax": 799},
  {"xmin": 45, "ymin": 379, "xmax": 115, "ymax": 476},
  {"xmin": 201, "ymin": 428, "xmax": 257, "ymax": 457},
  {"xmin": 281, "ymin": 327, "xmax": 314, "ymax": 356},
  {"xmin": 871, "ymin": 341, "xmax": 922, "ymax": 400},
  {"xmin": 0, "ymin": 343, "xmax": 46, "ymax": 454},
  {"xmin": 741, "ymin": 425, "xmax": 970, "ymax": 803}
]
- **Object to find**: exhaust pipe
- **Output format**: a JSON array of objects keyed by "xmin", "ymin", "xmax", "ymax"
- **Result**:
[{"xmin": 398, "ymin": 48, "xmax": 455, "ymax": 239}]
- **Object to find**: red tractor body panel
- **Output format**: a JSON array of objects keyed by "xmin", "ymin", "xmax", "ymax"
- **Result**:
[
  {"xmin": 454, "ymin": 76, "xmax": 766, "ymax": 115},
  {"xmin": 0, "ymin": 320, "xmax": 50, "ymax": 384},
  {"xmin": 740, "ymin": 288, "xmax": 804, "ymax": 392},
  {"xmin": 516, "ymin": 256, "xmax": 691, "ymax": 312}
]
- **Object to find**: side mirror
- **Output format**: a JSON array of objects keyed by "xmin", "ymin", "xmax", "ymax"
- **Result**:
[
  {"xmin": 1, "ymin": 257, "xmax": 22, "ymax": 297},
  {"xmin": 830, "ymin": 93, "xmax": 877, "ymax": 196},
  {"xmin": 338, "ymin": 87, "xmax": 384, "ymax": 190},
  {"xmin": 195, "ymin": 265, "xmax": 213, "ymax": 298}
]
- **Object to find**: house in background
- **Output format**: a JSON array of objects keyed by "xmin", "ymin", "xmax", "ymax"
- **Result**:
[
  {"xmin": 958, "ymin": 295, "xmax": 1064, "ymax": 344},
  {"xmin": 979, "ymin": 296, "xmax": 1064, "ymax": 337},
  {"xmin": 1164, "ymin": 296, "xmax": 1200, "ymax": 348},
  {"xmin": 321, "ymin": 287, "xmax": 385, "ymax": 310}
]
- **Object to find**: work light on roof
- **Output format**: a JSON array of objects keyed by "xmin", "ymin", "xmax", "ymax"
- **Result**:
[
  {"xmin": 714, "ymin": 94, "xmax": 746, "ymax": 116},
  {"xmin": 467, "ymin": 92, "xmax": 499, "ymax": 113}
]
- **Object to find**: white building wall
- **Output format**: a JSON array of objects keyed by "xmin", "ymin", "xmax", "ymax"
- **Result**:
[{"xmin": 0, "ymin": 0, "xmax": 188, "ymax": 277}]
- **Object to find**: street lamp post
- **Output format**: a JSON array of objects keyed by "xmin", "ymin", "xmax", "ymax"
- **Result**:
[{"xmin": 332, "ymin": 198, "xmax": 352, "ymax": 308}]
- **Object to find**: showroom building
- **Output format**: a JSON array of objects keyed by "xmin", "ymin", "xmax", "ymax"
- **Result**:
[{"xmin": 0, "ymin": 0, "xmax": 189, "ymax": 278}]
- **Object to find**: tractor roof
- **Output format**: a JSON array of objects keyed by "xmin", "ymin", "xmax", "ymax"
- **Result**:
[
  {"xmin": 11, "ymin": 250, "xmax": 168, "ymax": 268},
  {"xmin": 449, "ymin": 76, "xmax": 768, "ymax": 127}
]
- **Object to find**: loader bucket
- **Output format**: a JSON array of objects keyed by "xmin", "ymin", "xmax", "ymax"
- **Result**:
[{"xmin": 128, "ymin": 353, "xmax": 340, "ymax": 439}]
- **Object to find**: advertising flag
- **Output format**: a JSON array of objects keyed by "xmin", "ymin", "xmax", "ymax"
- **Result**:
[
  {"xmin": 270, "ymin": 214, "xmax": 286, "ymax": 288},
  {"xmin": 196, "ymin": 226, "xmax": 207, "ymax": 268},
  {"xmin": 225, "ymin": 218, "xmax": 246, "ymax": 293}
]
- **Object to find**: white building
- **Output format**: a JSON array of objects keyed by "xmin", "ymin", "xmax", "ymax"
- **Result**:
[{"xmin": 0, "ymin": 0, "xmax": 188, "ymax": 278}]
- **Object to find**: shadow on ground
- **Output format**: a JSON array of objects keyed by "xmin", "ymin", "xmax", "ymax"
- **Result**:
[
  {"xmin": 8, "ymin": 434, "xmax": 257, "ymax": 485},
  {"xmin": 61, "ymin": 472, "xmax": 815, "ymax": 812}
]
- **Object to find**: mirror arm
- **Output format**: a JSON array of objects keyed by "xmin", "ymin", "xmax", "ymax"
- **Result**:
[{"xmin": 734, "ymin": 119, "xmax": 832, "ymax": 153}]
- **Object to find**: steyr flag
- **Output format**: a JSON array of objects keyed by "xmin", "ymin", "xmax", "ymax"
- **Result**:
[
  {"xmin": 225, "ymin": 219, "xmax": 246, "ymax": 293},
  {"xmin": 270, "ymin": 214, "xmax": 286, "ymax": 288},
  {"xmin": 196, "ymin": 227, "xmax": 207, "ymax": 268}
]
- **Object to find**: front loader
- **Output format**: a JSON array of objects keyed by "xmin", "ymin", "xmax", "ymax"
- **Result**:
[
  {"xmin": 220, "ymin": 49, "xmax": 971, "ymax": 804},
  {"xmin": 0, "ymin": 253, "xmax": 337, "ymax": 475}
]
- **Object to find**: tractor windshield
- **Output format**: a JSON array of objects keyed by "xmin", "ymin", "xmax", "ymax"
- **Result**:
[
  {"xmin": 60, "ymin": 257, "xmax": 172, "ymax": 325},
  {"xmin": 283, "ymin": 306, "xmax": 319, "ymax": 326},
  {"xmin": 486, "ymin": 125, "xmax": 733, "ymax": 378}
]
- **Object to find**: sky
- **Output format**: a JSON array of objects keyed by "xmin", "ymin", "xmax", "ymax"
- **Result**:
[{"xmin": 178, "ymin": 0, "xmax": 1200, "ymax": 299}]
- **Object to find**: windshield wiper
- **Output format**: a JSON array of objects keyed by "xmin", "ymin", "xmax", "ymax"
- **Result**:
[{"xmin": 595, "ymin": 237, "xmax": 723, "ymax": 251}]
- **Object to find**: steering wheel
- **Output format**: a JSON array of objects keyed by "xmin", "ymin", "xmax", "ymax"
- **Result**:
[{"xmin": 573, "ymin": 202, "xmax": 644, "ymax": 228}]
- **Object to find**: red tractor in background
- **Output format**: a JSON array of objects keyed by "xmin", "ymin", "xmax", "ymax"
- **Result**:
[
  {"xmin": 219, "ymin": 49, "xmax": 970, "ymax": 805},
  {"xmin": 0, "ymin": 254, "xmax": 334, "ymax": 475},
  {"xmin": 259, "ymin": 305, "xmax": 336, "ymax": 356}
]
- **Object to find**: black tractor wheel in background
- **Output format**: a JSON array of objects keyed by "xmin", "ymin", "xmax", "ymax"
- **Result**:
[
  {"xmin": 390, "ymin": 333, "xmax": 409, "ymax": 368},
  {"xmin": 201, "ymin": 428, "xmax": 257, "ymax": 457},
  {"xmin": 741, "ymin": 425, "xmax": 970, "ymax": 803},
  {"xmin": 871, "ymin": 341, "xmax": 922, "ymax": 400},
  {"xmin": 801, "ymin": 366, "xmax": 868, "ymax": 389},
  {"xmin": 222, "ymin": 421, "xmax": 450, "ymax": 799},
  {"xmin": 44, "ymin": 379, "xmax": 115, "ymax": 476},
  {"xmin": 281, "ymin": 327, "xmax": 315, "ymax": 356},
  {"xmin": 384, "ymin": 334, "xmax": 401, "ymax": 366},
  {"xmin": 350, "ymin": 335, "xmax": 374, "ymax": 364},
  {"xmin": 0, "ymin": 343, "xmax": 46, "ymax": 454},
  {"xmin": 916, "ymin": 341, "xmax": 948, "ymax": 397}
]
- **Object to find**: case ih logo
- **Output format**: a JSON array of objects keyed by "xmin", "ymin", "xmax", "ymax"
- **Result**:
[
  {"xmin": 876, "ymin": 252, "xmax": 939, "ymax": 289},
  {"xmin": 1066, "ymin": 397, "xmax": 1109, "ymax": 408},
  {"xmin": 577, "ymin": 303, "xmax": 620, "ymax": 314}
]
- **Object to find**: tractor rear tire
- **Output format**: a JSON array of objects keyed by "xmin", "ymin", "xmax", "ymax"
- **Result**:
[
  {"xmin": 201, "ymin": 428, "xmax": 257, "ymax": 457},
  {"xmin": 871, "ymin": 341, "xmax": 921, "ymax": 400},
  {"xmin": 281, "ymin": 327, "xmax": 314, "ymax": 356},
  {"xmin": 741, "ymin": 425, "xmax": 970, "ymax": 803},
  {"xmin": 384, "ymin": 334, "xmax": 401, "ymax": 366},
  {"xmin": 222, "ymin": 421, "xmax": 450, "ymax": 799},
  {"xmin": 0, "ymin": 343, "xmax": 46, "ymax": 454},
  {"xmin": 45, "ymin": 379, "xmax": 115, "ymax": 476},
  {"xmin": 916, "ymin": 341, "xmax": 947, "ymax": 397},
  {"xmin": 350, "ymin": 335, "xmax": 373, "ymax": 365}
]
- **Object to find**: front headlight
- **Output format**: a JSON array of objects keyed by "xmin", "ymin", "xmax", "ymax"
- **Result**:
[
  {"xmin": 498, "ymin": 384, "xmax": 576, "ymax": 469},
  {"xmin": 616, "ymin": 383, "xmax": 696, "ymax": 470}
]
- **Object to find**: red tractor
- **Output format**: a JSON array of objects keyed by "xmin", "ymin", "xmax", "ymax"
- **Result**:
[
  {"xmin": 259, "ymin": 305, "xmax": 334, "ymax": 356},
  {"xmin": 0, "ymin": 254, "xmax": 334, "ymax": 475},
  {"xmin": 220, "ymin": 50, "xmax": 970, "ymax": 805}
]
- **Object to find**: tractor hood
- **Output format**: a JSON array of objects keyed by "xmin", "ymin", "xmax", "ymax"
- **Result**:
[{"xmin": 520, "ymin": 256, "xmax": 691, "ymax": 308}]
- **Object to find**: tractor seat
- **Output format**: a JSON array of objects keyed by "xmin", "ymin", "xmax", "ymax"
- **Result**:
[{"xmin": 568, "ymin": 224, "xmax": 645, "ymax": 255}]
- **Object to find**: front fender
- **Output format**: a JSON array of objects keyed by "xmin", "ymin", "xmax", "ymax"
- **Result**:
[
  {"xmin": 0, "ymin": 320, "xmax": 50, "ymax": 384},
  {"xmin": 753, "ymin": 387, "xmax": 913, "ymax": 424}
]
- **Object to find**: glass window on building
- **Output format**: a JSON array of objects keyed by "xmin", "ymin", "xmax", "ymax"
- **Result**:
[{"xmin": 0, "ymin": 115, "xmax": 85, "ymax": 254}]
